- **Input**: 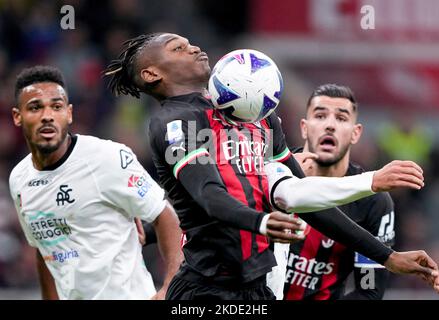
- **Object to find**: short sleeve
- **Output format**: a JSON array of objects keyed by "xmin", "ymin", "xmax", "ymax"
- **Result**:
[{"xmin": 95, "ymin": 142, "xmax": 166, "ymax": 223}]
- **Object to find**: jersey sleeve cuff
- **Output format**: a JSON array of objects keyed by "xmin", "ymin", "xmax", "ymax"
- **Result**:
[
  {"xmin": 362, "ymin": 171, "xmax": 376, "ymax": 194},
  {"xmin": 259, "ymin": 214, "xmax": 270, "ymax": 235},
  {"xmin": 148, "ymin": 199, "xmax": 168, "ymax": 223},
  {"xmin": 173, "ymin": 148, "xmax": 210, "ymax": 179},
  {"xmin": 269, "ymin": 147, "xmax": 291, "ymax": 163}
]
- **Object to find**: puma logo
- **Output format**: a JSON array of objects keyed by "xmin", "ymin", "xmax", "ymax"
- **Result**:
[
  {"xmin": 321, "ymin": 238, "xmax": 334, "ymax": 249},
  {"xmin": 171, "ymin": 142, "xmax": 186, "ymax": 153}
]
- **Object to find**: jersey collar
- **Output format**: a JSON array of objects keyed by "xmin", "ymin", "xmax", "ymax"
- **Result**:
[{"xmin": 41, "ymin": 133, "xmax": 78, "ymax": 171}]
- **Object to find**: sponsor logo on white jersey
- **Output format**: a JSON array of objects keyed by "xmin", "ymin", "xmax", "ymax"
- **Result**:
[
  {"xmin": 128, "ymin": 174, "xmax": 152, "ymax": 198},
  {"xmin": 120, "ymin": 149, "xmax": 134, "ymax": 169},
  {"xmin": 28, "ymin": 178, "xmax": 49, "ymax": 187},
  {"xmin": 43, "ymin": 249, "xmax": 79, "ymax": 263},
  {"xmin": 27, "ymin": 211, "xmax": 72, "ymax": 246}
]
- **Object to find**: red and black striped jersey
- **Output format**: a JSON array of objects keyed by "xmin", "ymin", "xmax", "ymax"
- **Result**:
[
  {"xmin": 284, "ymin": 162, "xmax": 395, "ymax": 300},
  {"xmin": 148, "ymin": 93, "xmax": 291, "ymax": 283}
]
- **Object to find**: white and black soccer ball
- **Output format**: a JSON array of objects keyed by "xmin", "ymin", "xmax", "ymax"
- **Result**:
[{"xmin": 208, "ymin": 49, "xmax": 283, "ymax": 123}]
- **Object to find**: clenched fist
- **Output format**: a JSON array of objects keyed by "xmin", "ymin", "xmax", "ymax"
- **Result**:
[{"xmin": 266, "ymin": 211, "xmax": 307, "ymax": 244}]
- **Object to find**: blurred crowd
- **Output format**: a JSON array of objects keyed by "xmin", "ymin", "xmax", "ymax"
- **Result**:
[{"xmin": 0, "ymin": 0, "xmax": 438, "ymax": 296}]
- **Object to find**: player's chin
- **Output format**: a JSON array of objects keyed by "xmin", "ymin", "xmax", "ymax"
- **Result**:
[
  {"xmin": 315, "ymin": 153, "xmax": 339, "ymax": 167},
  {"xmin": 198, "ymin": 63, "xmax": 211, "ymax": 75},
  {"xmin": 36, "ymin": 139, "xmax": 62, "ymax": 154}
]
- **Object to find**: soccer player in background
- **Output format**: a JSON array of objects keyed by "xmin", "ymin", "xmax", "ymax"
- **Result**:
[
  {"xmin": 104, "ymin": 33, "xmax": 439, "ymax": 300},
  {"xmin": 273, "ymin": 84, "xmax": 396, "ymax": 300},
  {"xmin": 9, "ymin": 66, "xmax": 183, "ymax": 299}
]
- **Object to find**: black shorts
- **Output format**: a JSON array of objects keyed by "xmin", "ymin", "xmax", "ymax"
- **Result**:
[{"xmin": 165, "ymin": 270, "xmax": 275, "ymax": 300}]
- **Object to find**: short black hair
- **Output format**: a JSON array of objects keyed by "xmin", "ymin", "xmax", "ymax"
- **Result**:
[
  {"xmin": 15, "ymin": 65, "xmax": 66, "ymax": 102},
  {"xmin": 103, "ymin": 33, "xmax": 164, "ymax": 98},
  {"xmin": 307, "ymin": 84, "xmax": 357, "ymax": 112}
]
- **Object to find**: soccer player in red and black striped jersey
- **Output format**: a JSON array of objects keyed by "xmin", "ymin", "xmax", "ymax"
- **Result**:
[
  {"xmin": 104, "ymin": 33, "xmax": 439, "ymax": 299},
  {"xmin": 284, "ymin": 84, "xmax": 395, "ymax": 300},
  {"xmin": 283, "ymin": 158, "xmax": 394, "ymax": 300}
]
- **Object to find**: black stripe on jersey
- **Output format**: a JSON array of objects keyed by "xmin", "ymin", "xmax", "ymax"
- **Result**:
[
  {"xmin": 283, "ymin": 240, "xmax": 306, "ymax": 298},
  {"xmin": 257, "ymin": 174, "xmax": 271, "ymax": 213},
  {"xmin": 256, "ymin": 125, "xmax": 271, "ymax": 213},
  {"xmin": 226, "ymin": 127, "xmax": 258, "ymax": 210},
  {"xmin": 302, "ymin": 239, "xmax": 337, "ymax": 300},
  {"xmin": 226, "ymin": 127, "xmax": 262, "ymax": 259}
]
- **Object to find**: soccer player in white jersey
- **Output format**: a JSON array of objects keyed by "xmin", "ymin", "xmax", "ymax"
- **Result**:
[{"xmin": 9, "ymin": 66, "xmax": 183, "ymax": 300}]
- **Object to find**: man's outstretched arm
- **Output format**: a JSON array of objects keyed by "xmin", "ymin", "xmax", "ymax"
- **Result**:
[
  {"xmin": 266, "ymin": 160, "xmax": 423, "ymax": 214},
  {"xmin": 149, "ymin": 203, "xmax": 183, "ymax": 300}
]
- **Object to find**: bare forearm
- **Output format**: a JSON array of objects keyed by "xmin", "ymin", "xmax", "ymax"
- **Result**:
[
  {"xmin": 36, "ymin": 250, "xmax": 58, "ymax": 300},
  {"xmin": 154, "ymin": 204, "xmax": 183, "ymax": 288}
]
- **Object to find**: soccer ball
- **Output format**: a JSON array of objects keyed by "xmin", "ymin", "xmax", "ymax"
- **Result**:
[{"xmin": 208, "ymin": 49, "xmax": 283, "ymax": 123}]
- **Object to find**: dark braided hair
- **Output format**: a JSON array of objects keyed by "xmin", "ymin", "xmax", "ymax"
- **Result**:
[{"xmin": 103, "ymin": 33, "xmax": 164, "ymax": 98}]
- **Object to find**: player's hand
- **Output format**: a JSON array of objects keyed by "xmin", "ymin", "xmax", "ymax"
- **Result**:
[
  {"xmin": 384, "ymin": 251, "xmax": 439, "ymax": 293},
  {"xmin": 150, "ymin": 287, "xmax": 166, "ymax": 300},
  {"xmin": 266, "ymin": 211, "xmax": 306, "ymax": 243},
  {"xmin": 135, "ymin": 217, "xmax": 146, "ymax": 246},
  {"xmin": 372, "ymin": 160, "xmax": 424, "ymax": 192},
  {"xmin": 293, "ymin": 152, "xmax": 319, "ymax": 176}
]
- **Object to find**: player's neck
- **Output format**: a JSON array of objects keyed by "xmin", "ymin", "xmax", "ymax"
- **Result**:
[
  {"xmin": 164, "ymin": 83, "xmax": 207, "ymax": 98},
  {"xmin": 30, "ymin": 135, "xmax": 71, "ymax": 171},
  {"xmin": 313, "ymin": 154, "xmax": 350, "ymax": 177}
]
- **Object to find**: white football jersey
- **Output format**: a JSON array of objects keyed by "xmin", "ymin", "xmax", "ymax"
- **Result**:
[{"xmin": 9, "ymin": 134, "xmax": 166, "ymax": 300}]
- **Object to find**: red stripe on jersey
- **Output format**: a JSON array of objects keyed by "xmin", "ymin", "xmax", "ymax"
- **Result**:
[
  {"xmin": 255, "ymin": 235, "xmax": 268, "ymax": 254},
  {"xmin": 240, "ymin": 230, "xmax": 253, "ymax": 260},
  {"xmin": 206, "ymin": 110, "xmax": 253, "ymax": 261},
  {"xmin": 260, "ymin": 119, "xmax": 270, "ymax": 130},
  {"xmin": 237, "ymin": 123, "xmax": 270, "ymax": 253},
  {"xmin": 284, "ymin": 227, "xmax": 322, "ymax": 300},
  {"xmin": 314, "ymin": 241, "xmax": 346, "ymax": 300}
]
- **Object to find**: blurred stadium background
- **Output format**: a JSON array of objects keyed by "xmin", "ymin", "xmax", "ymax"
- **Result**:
[{"xmin": 0, "ymin": 0, "xmax": 438, "ymax": 300}]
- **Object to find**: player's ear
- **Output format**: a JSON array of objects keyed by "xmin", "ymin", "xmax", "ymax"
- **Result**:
[
  {"xmin": 351, "ymin": 123, "xmax": 363, "ymax": 145},
  {"xmin": 67, "ymin": 104, "xmax": 73, "ymax": 125},
  {"xmin": 12, "ymin": 107, "xmax": 22, "ymax": 127},
  {"xmin": 140, "ymin": 67, "xmax": 162, "ymax": 84},
  {"xmin": 300, "ymin": 118, "xmax": 308, "ymax": 140}
]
